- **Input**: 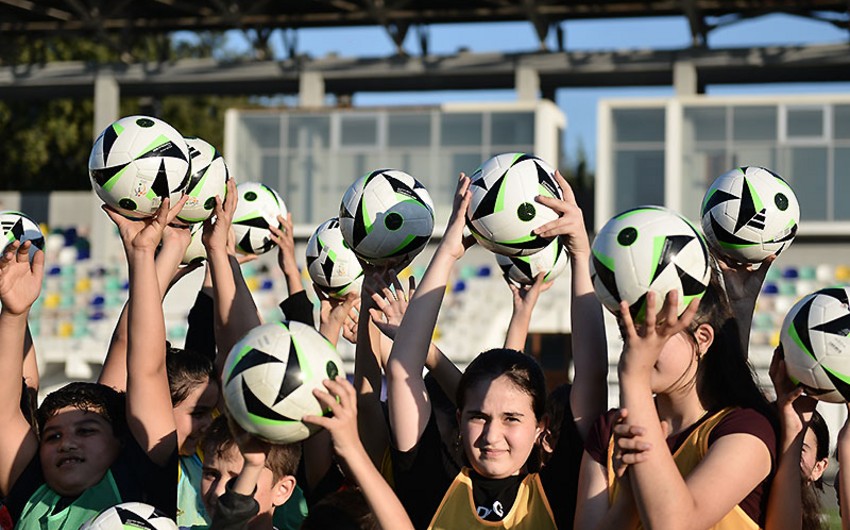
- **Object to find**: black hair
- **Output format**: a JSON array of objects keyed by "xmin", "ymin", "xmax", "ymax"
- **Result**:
[
  {"xmin": 166, "ymin": 345, "xmax": 216, "ymax": 407},
  {"xmin": 808, "ymin": 410, "xmax": 830, "ymax": 490},
  {"xmin": 300, "ymin": 488, "xmax": 378, "ymax": 530},
  {"xmin": 540, "ymin": 383, "xmax": 573, "ymax": 466},
  {"xmin": 37, "ymin": 382, "xmax": 127, "ymax": 441},
  {"xmin": 456, "ymin": 348, "xmax": 547, "ymax": 421}
]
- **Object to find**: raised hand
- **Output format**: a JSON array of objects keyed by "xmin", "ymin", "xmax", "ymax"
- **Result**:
[
  {"xmin": 717, "ymin": 255, "xmax": 775, "ymax": 307},
  {"xmin": 367, "ymin": 270, "xmax": 416, "ymax": 340},
  {"xmin": 104, "ymin": 196, "xmax": 189, "ymax": 255},
  {"xmin": 438, "ymin": 173, "xmax": 474, "ymax": 261},
  {"xmin": 318, "ymin": 287, "xmax": 360, "ymax": 342},
  {"xmin": 508, "ymin": 272, "xmax": 553, "ymax": 316},
  {"xmin": 532, "ymin": 171, "xmax": 591, "ymax": 259},
  {"xmin": 611, "ymin": 408, "xmax": 656, "ymax": 478},
  {"xmin": 269, "ymin": 213, "xmax": 301, "ymax": 289},
  {"xmin": 769, "ymin": 345, "xmax": 817, "ymax": 442},
  {"xmin": 0, "ymin": 241, "xmax": 44, "ymax": 316},
  {"xmin": 202, "ymin": 178, "xmax": 238, "ymax": 255},
  {"xmin": 302, "ymin": 377, "xmax": 362, "ymax": 460}
]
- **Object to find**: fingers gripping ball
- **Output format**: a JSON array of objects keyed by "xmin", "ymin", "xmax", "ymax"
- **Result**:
[
  {"xmin": 1, "ymin": 211, "xmax": 44, "ymax": 260},
  {"xmin": 590, "ymin": 206, "xmax": 711, "ymax": 323},
  {"xmin": 232, "ymin": 182, "xmax": 288, "ymax": 255},
  {"xmin": 780, "ymin": 287, "xmax": 850, "ymax": 403},
  {"xmin": 81, "ymin": 502, "xmax": 177, "ymax": 529},
  {"xmin": 177, "ymin": 137, "xmax": 230, "ymax": 224},
  {"xmin": 339, "ymin": 169, "xmax": 435, "ymax": 266},
  {"xmin": 466, "ymin": 153, "xmax": 562, "ymax": 257},
  {"xmin": 306, "ymin": 218, "xmax": 364, "ymax": 299},
  {"xmin": 222, "ymin": 321, "xmax": 346, "ymax": 443},
  {"xmin": 496, "ymin": 236, "xmax": 569, "ymax": 285},
  {"xmin": 701, "ymin": 166, "xmax": 799, "ymax": 263},
  {"xmin": 89, "ymin": 115, "xmax": 191, "ymax": 219}
]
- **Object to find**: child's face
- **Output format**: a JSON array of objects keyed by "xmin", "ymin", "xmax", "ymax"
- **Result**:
[
  {"xmin": 459, "ymin": 375, "xmax": 543, "ymax": 479},
  {"xmin": 200, "ymin": 445, "xmax": 279, "ymax": 524},
  {"xmin": 173, "ymin": 377, "xmax": 218, "ymax": 456},
  {"xmin": 801, "ymin": 426, "xmax": 828, "ymax": 484},
  {"xmin": 39, "ymin": 406, "xmax": 122, "ymax": 497}
]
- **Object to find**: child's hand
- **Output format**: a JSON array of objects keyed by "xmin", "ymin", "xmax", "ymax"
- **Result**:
[
  {"xmin": 0, "ymin": 241, "xmax": 44, "ymax": 316},
  {"xmin": 769, "ymin": 346, "xmax": 817, "ymax": 439},
  {"xmin": 162, "ymin": 223, "xmax": 193, "ymax": 254},
  {"xmin": 302, "ymin": 377, "xmax": 362, "ymax": 460},
  {"xmin": 611, "ymin": 408, "xmax": 657, "ymax": 478},
  {"xmin": 341, "ymin": 308, "xmax": 359, "ymax": 344},
  {"xmin": 368, "ymin": 271, "xmax": 415, "ymax": 340},
  {"xmin": 202, "ymin": 179, "xmax": 238, "ymax": 255},
  {"xmin": 717, "ymin": 254, "xmax": 775, "ymax": 308},
  {"xmin": 508, "ymin": 273, "xmax": 552, "ymax": 318},
  {"xmin": 618, "ymin": 290, "xmax": 700, "ymax": 378},
  {"xmin": 269, "ymin": 213, "xmax": 298, "ymax": 276},
  {"xmin": 318, "ymin": 288, "xmax": 360, "ymax": 331},
  {"xmin": 532, "ymin": 171, "xmax": 591, "ymax": 259},
  {"xmin": 104, "ymin": 196, "xmax": 188, "ymax": 255},
  {"xmin": 438, "ymin": 173, "xmax": 474, "ymax": 261},
  {"xmin": 230, "ymin": 422, "xmax": 272, "ymax": 469}
]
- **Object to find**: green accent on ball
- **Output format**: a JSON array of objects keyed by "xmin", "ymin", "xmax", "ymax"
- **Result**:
[
  {"xmin": 291, "ymin": 332, "xmax": 315, "ymax": 384},
  {"xmin": 746, "ymin": 179, "xmax": 765, "ymax": 213},
  {"xmin": 701, "ymin": 188, "xmax": 717, "ymax": 212},
  {"xmin": 494, "ymin": 173, "xmax": 509, "ymax": 215},
  {"xmin": 204, "ymin": 197, "xmax": 216, "ymax": 210},
  {"xmin": 510, "ymin": 152, "xmax": 525, "ymax": 165},
  {"xmin": 247, "ymin": 413, "xmax": 301, "ymax": 428},
  {"xmin": 136, "ymin": 118, "xmax": 155, "ymax": 128},
  {"xmin": 614, "ymin": 208, "xmax": 648, "ymax": 221},
  {"xmin": 389, "ymin": 233, "xmax": 417, "ymax": 255},
  {"xmin": 775, "ymin": 193, "xmax": 789, "ymax": 211},
  {"xmin": 517, "ymin": 202, "xmax": 536, "ymax": 222},
  {"xmin": 823, "ymin": 364, "xmax": 850, "ymax": 386},
  {"xmin": 113, "ymin": 122, "xmax": 125, "ymax": 135},
  {"xmin": 362, "ymin": 201, "xmax": 374, "ymax": 235},
  {"xmin": 649, "ymin": 235, "xmax": 665, "ymax": 282},
  {"xmin": 617, "ymin": 227, "xmax": 638, "ymax": 246},
  {"xmin": 118, "ymin": 198, "xmax": 137, "ymax": 211},
  {"xmin": 498, "ymin": 233, "xmax": 537, "ymax": 245},
  {"xmin": 326, "ymin": 361, "xmax": 339, "ymax": 379},
  {"xmin": 787, "ymin": 321, "xmax": 818, "ymax": 362},
  {"xmin": 538, "ymin": 184, "xmax": 554, "ymax": 198},
  {"xmin": 384, "ymin": 212, "xmax": 404, "ymax": 231},
  {"xmin": 718, "ymin": 240, "xmax": 759, "ymax": 249},
  {"xmin": 591, "ymin": 249, "xmax": 615, "ymax": 272},
  {"xmin": 101, "ymin": 165, "xmax": 130, "ymax": 192},
  {"xmin": 341, "ymin": 239, "xmax": 350, "ymax": 249},
  {"xmin": 136, "ymin": 134, "xmax": 170, "ymax": 160},
  {"xmin": 244, "ymin": 191, "xmax": 258, "ymax": 201},
  {"xmin": 788, "ymin": 372, "xmax": 801, "ymax": 386}
]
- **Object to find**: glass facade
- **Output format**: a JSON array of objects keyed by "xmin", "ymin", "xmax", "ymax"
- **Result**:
[
  {"xmin": 229, "ymin": 107, "xmax": 547, "ymax": 224},
  {"xmin": 611, "ymin": 108, "xmax": 666, "ymax": 213}
]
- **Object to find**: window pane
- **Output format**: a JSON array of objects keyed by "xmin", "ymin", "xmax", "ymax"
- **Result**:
[
  {"xmin": 288, "ymin": 115, "xmax": 330, "ymax": 149},
  {"xmin": 681, "ymin": 148, "xmax": 727, "ymax": 221},
  {"xmin": 388, "ymin": 114, "xmax": 431, "ymax": 147},
  {"xmin": 787, "ymin": 108, "xmax": 823, "ymax": 138},
  {"xmin": 441, "ymin": 114, "xmax": 483, "ymax": 146},
  {"xmin": 834, "ymin": 105, "xmax": 850, "ymax": 139},
  {"xmin": 261, "ymin": 154, "xmax": 281, "ymax": 190},
  {"xmin": 341, "ymin": 115, "xmax": 378, "ymax": 146},
  {"xmin": 384, "ymin": 151, "xmax": 433, "ymax": 186},
  {"xmin": 613, "ymin": 109, "xmax": 665, "ymax": 143},
  {"xmin": 785, "ymin": 147, "xmax": 827, "ymax": 221},
  {"xmin": 243, "ymin": 115, "xmax": 281, "ymax": 149},
  {"xmin": 438, "ymin": 152, "xmax": 482, "ymax": 218},
  {"xmin": 613, "ymin": 150, "xmax": 664, "ymax": 212},
  {"xmin": 733, "ymin": 107, "xmax": 777, "ymax": 141},
  {"xmin": 491, "ymin": 112, "xmax": 535, "ymax": 146},
  {"xmin": 730, "ymin": 146, "xmax": 777, "ymax": 171},
  {"xmin": 835, "ymin": 148, "xmax": 850, "ymax": 220},
  {"xmin": 684, "ymin": 107, "xmax": 726, "ymax": 143}
]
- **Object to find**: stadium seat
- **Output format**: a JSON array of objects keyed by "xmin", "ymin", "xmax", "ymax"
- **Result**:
[
  {"xmin": 782, "ymin": 267, "xmax": 799, "ymax": 279},
  {"xmin": 835, "ymin": 265, "xmax": 850, "ymax": 282}
]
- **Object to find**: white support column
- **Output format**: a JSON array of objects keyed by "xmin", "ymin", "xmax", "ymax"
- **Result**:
[
  {"xmin": 299, "ymin": 71, "xmax": 325, "ymax": 107},
  {"xmin": 91, "ymin": 72, "xmax": 122, "ymax": 262},
  {"xmin": 515, "ymin": 66, "xmax": 540, "ymax": 102},
  {"xmin": 673, "ymin": 61, "xmax": 699, "ymax": 96}
]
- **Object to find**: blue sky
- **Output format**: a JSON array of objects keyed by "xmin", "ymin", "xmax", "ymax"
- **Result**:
[{"xmin": 207, "ymin": 13, "xmax": 850, "ymax": 169}]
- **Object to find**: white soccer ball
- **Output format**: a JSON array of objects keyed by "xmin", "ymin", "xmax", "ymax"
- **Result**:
[
  {"xmin": 701, "ymin": 166, "xmax": 800, "ymax": 264},
  {"xmin": 177, "ymin": 137, "xmax": 230, "ymax": 223},
  {"xmin": 339, "ymin": 169, "xmax": 435, "ymax": 266},
  {"xmin": 466, "ymin": 153, "xmax": 562, "ymax": 257},
  {"xmin": 89, "ymin": 115, "xmax": 191, "ymax": 218},
  {"xmin": 222, "ymin": 321, "xmax": 346, "ymax": 443},
  {"xmin": 1, "ymin": 211, "xmax": 44, "ymax": 258},
  {"xmin": 306, "ymin": 218, "xmax": 364, "ymax": 299},
  {"xmin": 780, "ymin": 287, "xmax": 850, "ymax": 403},
  {"xmin": 182, "ymin": 223, "xmax": 206, "ymax": 265},
  {"xmin": 590, "ymin": 206, "xmax": 711, "ymax": 322},
  {"xmin": 496, "ymin": 236, "xmax": 569, "ymax": 285},
  {"xmin": 232, "ymin": 182, "xmax": 287, "ymax": 255},
  {"xmin": 81, "ymin": 502, "xmax": 176, "ymax": 530}
]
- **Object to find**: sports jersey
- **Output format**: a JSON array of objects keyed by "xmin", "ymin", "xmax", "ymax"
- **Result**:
[
  {"xmin": 587, "ymin": 407, "xmax": 777, "ymax": 529},
  {"xmin": 178, "ymin": 452, "xmax": 209, "ymax": 529},
  {"xmin": 428, "ymin": 468, "xmax": 555, "ymax": 530}
]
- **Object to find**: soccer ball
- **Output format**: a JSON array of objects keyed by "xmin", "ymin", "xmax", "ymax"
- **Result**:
[
  {"xmin": 701, "ymin": 166, "xmax": 799, "ymax": 263},
  {"xmin": 89, "ymin": 115, "xmax": 191, "ymax": 219},
  {"xmin": 306, "ymin": 218, "xmax": 364, "ymax": 298},
  {"xmin": 232, "ymin": 182, "xmax": 287, "ymax": 255},
  {"xmin": 339, "ymin": 169, "xmax": 435, "ymax": 266},
  {"xmin": 177, "ymin": 137, "xmax": 230, "ymax": 223},
  {"xmin": 466, "ymin": 153, "xmax": 562, "ymax": 257},
  {"xmin": 1, "ymin": 211, "xmax": 44, "ymax": 258},
  {"xmin": 780, "ymin": 287, "xmax": 850, "ymax": 403},
  {"xmin": 81, "ymin": 502, "xmax": 176, "ymax": 530},
  {"xmin": 222, "ymin": 321, "xmax": 346, "ymax": 443},
  {"xmin": 496, "ymin": 236, "xmax": 569, "ymax": 285},
  {"xmin": 590, "ymin": 206, "xmax": 711, "ymax": 322},
  {"xmin": 182, "ymin": 223, "xmax": 206, "ymax": 265}
]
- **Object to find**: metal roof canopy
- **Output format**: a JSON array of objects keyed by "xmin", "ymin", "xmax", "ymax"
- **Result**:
[{"xmin": 1, "ymin": 1, "xmax": 849, "ymax": 51}]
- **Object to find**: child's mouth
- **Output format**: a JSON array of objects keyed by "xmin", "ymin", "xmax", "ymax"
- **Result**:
[{"xmin": 57, "ymin": 456, "xmax": 84, "ymax": 467}]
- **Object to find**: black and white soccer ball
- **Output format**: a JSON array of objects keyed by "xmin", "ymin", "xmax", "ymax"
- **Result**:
[
  {"xmin": 1, "ymin": 211, "xmax": 44, "ymax": 258},
  {"xmin": 177, "ymin": 137, "xmax": 230, "ymax": 223},
  {"xmin": 590, "ymin": 206, "xmax": 711, "ymax": 322},
  {"xmin": 701, "ymin": 166, "xmax": 799, "ymax": 263},
  {"xmin": 466, "ymin": 153, "xmax": 562, "ymax": 257},
  {"xmin": 232, "ymin": 182, "xmax": 287, "ymax": 255},
  {"xmin": 496, "ymin": 236, "xmax": 569, "ymax": 285},
  {"xmin": 306, "ymin": 218, "xmax": 364, "ymax": 299},
  {"xmin": 339, "ymin": 169, "xmax": 434, "ymax": 266},
  {"xmin": 81, "ymin": 502, "xmax": 176, "ymax": 530},
  {"xmin": 181, "ymin": 223, "xmax": 206, "ymax": 265},
  {"xmin": 89, "ymin": 115, "xmax": 191, "ymax": 219},
  {"xmin": 222, "ymin": 321, "xmax": 346, "ymax": 443},
  {"xmin": 780, "ymin": 287, "xmax": 850, "ymax": 403}
]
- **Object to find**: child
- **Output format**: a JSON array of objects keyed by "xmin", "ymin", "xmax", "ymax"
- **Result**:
[{"xmin": 0, "ymin": 199, "xmax": 184, "ymax": 528}]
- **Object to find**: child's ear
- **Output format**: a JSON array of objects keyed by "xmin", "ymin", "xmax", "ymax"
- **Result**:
[
  {"xmin": 695, "ymin": 323, "xmax": 714, "ymax": 356},
  {"xmin": 271, "ymin": 475, "xmax": 297, "ymax": 508}
]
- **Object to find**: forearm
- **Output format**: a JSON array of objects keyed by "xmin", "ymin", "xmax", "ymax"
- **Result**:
[
  {"xmin": 233, "ymin": 461, "xmax": 265, "ymax": 497},
  {"xmin": 0, "ymin": 311, "xmax": 28, "ymax": 420},
  {"xmin": 22, "ymin": 323, "xmax": 38, "ymax": 391},
  {"xmin": 285, "ymin": 266, "xmax": 304, "ymax": 297},
  {"xmin": 504, "ymin": 307, "xmax": 532, "ymax": 351},
  {"xmin": 424, "ymin": 343, "xmax": 461, "ymax": 404},
  {"xmin": 354, "ymin": 295, "xmax": 389, "ymax": 466},
  {"xmin": 730, "ymin": 298, "xmax": 756, "ymax": 356},
  {"xmin": 208, "ymin": 250, "xmax": 260, "ymax": 369},
  {"xmin": 765, "ymin": 431, "xmax": 804, "ymax": 530},
  {"xmin": 338, "ymin": 444, "xmax": 415, "ymax": 530}
]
